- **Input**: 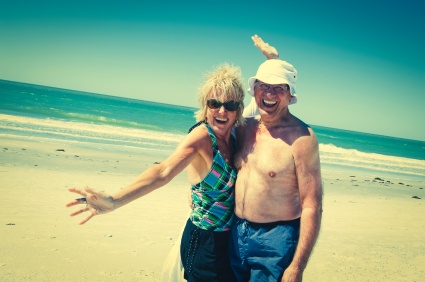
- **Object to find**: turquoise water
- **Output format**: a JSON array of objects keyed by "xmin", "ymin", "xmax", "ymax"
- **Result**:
[{"xmin": 1, "ymin": 79, "xmax": 424, "ymax": 180}]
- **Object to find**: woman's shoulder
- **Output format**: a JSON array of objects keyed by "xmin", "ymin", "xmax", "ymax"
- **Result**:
[{"xmin": 186, "ymin": 123, "xmax": 210, "ymax": 144}]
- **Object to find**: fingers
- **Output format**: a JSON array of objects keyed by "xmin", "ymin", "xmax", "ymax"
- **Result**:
[
  {"xmin": 83, "ymin": 186, "xmax": 94, "ymax": 192},
  {"xmin": 68, "ymin": 187, "xmax": 87, "ymax": 196},
  {"xmin": 66, "ymin": 188, "xmax": 88, "ymax": 207},
  {"xmin": 252, "ymin": 34, "xmax": 260, "ymax": 46},
  {"xmin": 252, "ymin": 34, "xmax": 264, "ymax": 46},
  {"xmin": 67, "ymin": 186, "xmax": 98, "ymax": 224},
  {"xmin": 83, "ymin": 186, "xmax": 99, "ymax": 196},
  {"xmin": 69, "ymin": 206, "xmax": 90, "ymax": 216},
  {"xmin": 65, "ymin": 198, "xmax": 83, "ymax": 207},
  {"xmin": 79, "ymin": 213, "xmax": 95, "ymax": 225}
]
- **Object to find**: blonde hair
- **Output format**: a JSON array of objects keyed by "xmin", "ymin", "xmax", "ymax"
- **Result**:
[{"xmin": 194, "ymin": 64, "xmax": 245, "ymax": 127}]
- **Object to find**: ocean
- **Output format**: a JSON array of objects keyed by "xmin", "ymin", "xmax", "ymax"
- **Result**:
[{"xmin": 1, "ymin": 79, "xmax": 424, "ymax": 181}]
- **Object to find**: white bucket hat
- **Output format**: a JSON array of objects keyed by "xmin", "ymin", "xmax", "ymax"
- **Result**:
[{"xmin": 247, "ymin": 59, "xmax": 298, "ymax": 104}]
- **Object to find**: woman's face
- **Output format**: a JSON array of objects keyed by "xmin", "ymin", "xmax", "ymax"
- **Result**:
[{"xmin": 205, "ymin": 92, "xmax": 239, "ymax": 136}]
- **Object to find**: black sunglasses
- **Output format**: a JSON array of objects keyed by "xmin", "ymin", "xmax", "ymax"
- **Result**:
[{"xmin": 207, "ymin": 99, "xmax": 240, "ymax": 111}]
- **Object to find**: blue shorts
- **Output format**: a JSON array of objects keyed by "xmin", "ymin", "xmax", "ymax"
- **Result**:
[{"xmin": 229, "ymin": 217, "xmax": 300, "ymax": 281}]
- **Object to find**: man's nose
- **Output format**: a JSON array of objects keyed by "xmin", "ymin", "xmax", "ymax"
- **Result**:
[{"xmin": 266, "ymin": 88, "xmax": 278, "ymax": 95}]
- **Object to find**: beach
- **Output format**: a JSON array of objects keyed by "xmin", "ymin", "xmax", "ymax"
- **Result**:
[{"xmin": 1, "ymin": 137, "xmax": 424, "ymax": 282}]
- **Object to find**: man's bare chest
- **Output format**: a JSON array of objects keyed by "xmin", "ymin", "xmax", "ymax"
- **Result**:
[{"xmin": 236, "ymin": 133, "xmax": 295, "ymax": 174}]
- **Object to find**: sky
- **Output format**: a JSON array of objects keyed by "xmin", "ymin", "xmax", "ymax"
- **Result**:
[{"xmin": 1, "ymin": 0, "xmax": 424, "ymax": 141}]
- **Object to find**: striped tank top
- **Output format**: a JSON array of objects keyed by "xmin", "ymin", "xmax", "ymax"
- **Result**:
[{"xmin": 189, "ymin": 122, "xmax": 236, "ymax": 232}]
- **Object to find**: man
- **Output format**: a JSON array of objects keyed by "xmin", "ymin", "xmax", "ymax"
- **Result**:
[{"xmin": 230, "ymin": 36, "xmax": 323, "ymax": 282}]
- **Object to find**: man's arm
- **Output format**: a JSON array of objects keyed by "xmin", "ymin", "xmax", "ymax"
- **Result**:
[
  {"xmin": 243, "ymin": 35, "xmax": 281, "ymax": 117},
  {"xmin": 252, "ymin": 34, "xmax": 279, "ymax": 59},
  {"xmin": 283, "ymin": 128, "xmax": 323, "ymax": 282},
  {"xmin": 243, "ymin": 97, "xmax": 259, "ymax": 117}
]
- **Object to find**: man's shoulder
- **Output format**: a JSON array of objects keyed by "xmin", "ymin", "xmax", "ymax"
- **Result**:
[
  {"xmin": 237, "ymin": 116, "xmax": 260, "ymax": 133},
  {"xmin": 290, "ymin": 115, "xmax": 309, "ymax": 128},
  {"xmin": 287, "ymin": 116, "xmax": 318, "ymax": 146}
]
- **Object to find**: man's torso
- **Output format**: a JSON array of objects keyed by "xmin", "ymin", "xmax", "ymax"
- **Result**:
[{"xmin": 234, "ymin": 117, "xmax": 305, "ymax": 222}]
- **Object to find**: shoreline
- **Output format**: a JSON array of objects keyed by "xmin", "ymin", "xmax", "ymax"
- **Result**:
[{"xmin": 1, "ymin": 138, "xmax": 424, "ymax": 281}]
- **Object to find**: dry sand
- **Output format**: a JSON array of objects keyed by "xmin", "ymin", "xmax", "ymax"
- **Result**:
[{"xmin": 1, "ymin": 138, "xmax": 424, "ymax": 281}]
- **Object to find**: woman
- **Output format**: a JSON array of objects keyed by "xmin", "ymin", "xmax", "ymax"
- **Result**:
[{"xmin": 67, "ymin": 63, "xmax": 245, "ymax": 281}]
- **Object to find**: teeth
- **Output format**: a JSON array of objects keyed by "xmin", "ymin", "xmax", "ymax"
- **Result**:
[
  {"xmin": 215, "ymin": 117, "xmax": 227, "ymax": 122},
  {"xmin": 263, "ymin": 100, "xmax": 276, "ymax": 106}
]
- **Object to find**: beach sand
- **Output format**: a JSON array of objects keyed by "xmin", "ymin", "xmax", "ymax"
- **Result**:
[{"xmin": 1, "ymin": 138, "xmax": 424, "ymax": 281}]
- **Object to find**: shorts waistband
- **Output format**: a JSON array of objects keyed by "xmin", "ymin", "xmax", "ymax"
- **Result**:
[{"xmin": 236, "ymin": 216, "xmax": 300, "ymax": 228}]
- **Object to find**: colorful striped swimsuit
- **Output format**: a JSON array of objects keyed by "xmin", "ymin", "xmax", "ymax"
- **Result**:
[{"xmin": 189, "ymin": 122, "xmax": 236, "ymax": 232}]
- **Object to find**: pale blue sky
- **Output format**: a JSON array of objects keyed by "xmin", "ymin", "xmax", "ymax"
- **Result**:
[{"xmin": 1, "ymin": 1, "xmax": 424, "ymax": 141}]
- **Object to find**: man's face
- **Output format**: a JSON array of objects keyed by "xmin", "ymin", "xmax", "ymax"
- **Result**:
[{"xmin": 254, "ymin": 80, "xmax": 292, "ymax": 115}]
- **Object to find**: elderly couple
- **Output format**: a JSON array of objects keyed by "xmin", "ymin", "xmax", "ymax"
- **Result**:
[{"xmin": 67, "ymin": 35, "xmax": 323, "ymax": 282}]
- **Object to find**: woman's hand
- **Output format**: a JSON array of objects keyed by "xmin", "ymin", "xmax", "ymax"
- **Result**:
[
  {"xmin": 66, "ymin": 187, "xmax": 115, "ymax": 224},
  {"xmin": 252, "ymin": 34, "xmax": 279, "ymax": 60}
]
